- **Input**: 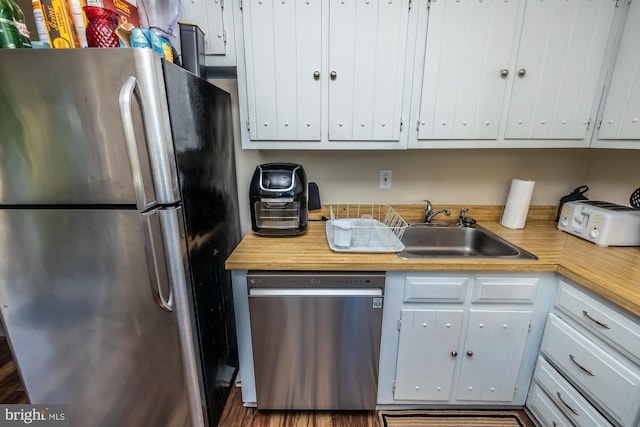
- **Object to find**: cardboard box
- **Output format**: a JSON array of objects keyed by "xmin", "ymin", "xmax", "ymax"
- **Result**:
[
  {"xmin": 39, "ymin": 0, "xmax": 81, "ymax": 48},
  {"xmin": 86, "ymin": 0, "xmax": 139, "ymax": 28}
]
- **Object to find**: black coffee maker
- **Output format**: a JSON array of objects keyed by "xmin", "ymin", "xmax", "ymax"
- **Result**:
[{"xmin": 250, "ymin": 163, "xmax": 308, "ymax": 236}]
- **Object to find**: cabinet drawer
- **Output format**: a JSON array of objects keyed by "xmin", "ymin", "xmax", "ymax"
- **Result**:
[
  {"xmin": 532, "ymin": 357, "xmax": 612, "ymax": 427},
  {"xmin": 527, "ymin": 383, "xmax": 574, "ymax": 427},
  {"xmin": 556, "ymin": 279, "xmax": 640, "ymax": 363},
  {"xmin": 404, "ymin": 276, "xmax": 469, "ymax": 303},
  {"xmin": 472, "ymin": 276, "xmax": 539, "ymax": 303},
  {"xmin": 541, "ymin": 314, "xmax": 640, "ymax": 426}
]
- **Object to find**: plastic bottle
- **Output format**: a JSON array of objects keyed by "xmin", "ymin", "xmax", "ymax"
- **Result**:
[
  {"xmin": 31, "ymin": 0, "xmax": 50, "ymax": 44},
  {"xmin": 0, "ymin": 0, "xmax": 20, "ymax": 48},
  {"xmin": 8, "ymin": 0, "xmax": 31, "ymax": 48}
]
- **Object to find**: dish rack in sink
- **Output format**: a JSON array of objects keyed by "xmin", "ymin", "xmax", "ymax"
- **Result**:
[{"xmin": 327, "ymin": 204, "xmax": 408, "ymax": 252}]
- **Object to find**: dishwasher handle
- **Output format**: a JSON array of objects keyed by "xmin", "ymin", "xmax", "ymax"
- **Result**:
[{"xmin": 249, "ymin": 288, "xmax": 383, "ymax": 297}]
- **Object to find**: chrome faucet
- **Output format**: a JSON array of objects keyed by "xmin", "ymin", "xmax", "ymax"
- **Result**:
[
  {"xmin": 458, "ymin": 207, "xmax": 477, "ymax": 226},
  {"xmin": 424, "ymin": 200, "xmax": 451, "ymax": 223}
]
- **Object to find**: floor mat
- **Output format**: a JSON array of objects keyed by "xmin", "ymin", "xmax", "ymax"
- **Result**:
[{"xmin": 378, "ymin": 409, "xmax": 535, "ymax": 427}]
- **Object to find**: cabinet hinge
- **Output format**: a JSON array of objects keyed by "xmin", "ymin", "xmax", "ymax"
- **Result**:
[
  {"xmin": 239, "ymin": 0, "xmax": 243, "ymax": 11},
  {"xmin": 397, "ymin": 319, "xmax": 402, "ymax": 331},
  {"xmin": 220, "ymin": 0, "xmax": 224, "ymax": 11},
  {"xmin": 408, "ymin": 0, "xmax": 412, "ymax": 10},
  {"xmin": 393, "ymin": 382, "xmax": 396, "ymax": 394},
  {"xmin": 586, "ymin": 118, "xmax": 592, "ymax": 131},
  {"xmin": 513, "ymin": 385, "xmax": 518, "ymax": 397},
  {"xmin": 427, "ymin": 0, "xmax": 431, "ymax": 9},
  {"xmin": 598, "ymin": 117, "xmax": 603, "ymax": 129},
  {"xmin": 528, "ymin": 321, "xmax": 532, "ymax": 332},
  {"xmin": 223, "ymin": 29, "xmax": 227, "ymax": 45},
  {"xmin": 400, "ymin": 118, "xmax": 404, "ymax": 132},
  {"xmin": 246, "ymin": 119, "xmax": 250, "ymax": 131}
]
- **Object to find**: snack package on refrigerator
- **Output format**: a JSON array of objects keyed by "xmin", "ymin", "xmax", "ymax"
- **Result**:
[{"xmin": 130, "ymin": 27, "xmax": 172, "ymax": 61}]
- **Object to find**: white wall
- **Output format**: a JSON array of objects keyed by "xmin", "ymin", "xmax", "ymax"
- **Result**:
[{"xmin": 213, "ymin": 79, "xmax": 640, "ymax": 236}]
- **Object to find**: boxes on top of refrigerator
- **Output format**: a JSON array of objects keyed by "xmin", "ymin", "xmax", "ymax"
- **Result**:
[
  {"xmin": 86, "ymin": 0, "xmax": 140, "ymax": 27},
  {"xmin": 39, "ymin": 0, "xmax": 81, "ymax": 48}
]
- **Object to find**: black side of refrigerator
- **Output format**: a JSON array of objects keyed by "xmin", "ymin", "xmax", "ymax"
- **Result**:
[{"xmin": 162, "ymin": 61, "xmax": 241, "ymax": 427}]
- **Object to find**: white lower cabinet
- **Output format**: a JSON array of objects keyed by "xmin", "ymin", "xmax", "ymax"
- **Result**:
[
  {"xmin": 528, "ymin": 357, "xmax": 613, "ymax": 427},
  {"xmin": 528, "ymin": 383, "xmax": 574, "ymax": 427},
  {"xmin": 378, "ymin": 272, "xmax": 556, "ymax": 406},
  {"xmin": 527, "ymin": 278, "xmax": 640, "ymax": 427},
  {"xmin": 455, "ymin": 309, "xmax": 532, "ymax": 402},
  {"xmin": 394, "ymin": 309, "xmax": 464, "ymax": 401}
]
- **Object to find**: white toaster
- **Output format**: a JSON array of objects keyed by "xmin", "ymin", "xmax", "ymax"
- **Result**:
[{"xmin": 557, "ymin": 200, "xmax": 640, "ymax": 247}]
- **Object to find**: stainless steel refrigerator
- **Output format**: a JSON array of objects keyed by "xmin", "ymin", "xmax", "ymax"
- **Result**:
[{"xmin": 0, "ymin": 48, "xmax": 241, "ymax": 427}]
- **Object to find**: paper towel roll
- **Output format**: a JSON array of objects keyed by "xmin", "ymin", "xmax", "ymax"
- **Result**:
[{"xmin": 500, "ymin": 179, "xmax": 535, "ymax": 229}]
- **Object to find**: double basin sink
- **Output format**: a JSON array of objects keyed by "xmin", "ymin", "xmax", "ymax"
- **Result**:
[{"xmin": 397, "ymin": 223, "xmax": 537, "ymax": 260}]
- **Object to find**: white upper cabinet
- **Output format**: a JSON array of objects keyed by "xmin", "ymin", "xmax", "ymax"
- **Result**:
[
  {"xmin": 410, "ymin": 0, "xmax": 618, "ymax": 148},
  {"xmin": 235, "ymin": 0, "xmax": 414, "ymax": 149},
  {"xmin": 328, "ymin": 0, "xmax": 409, "ymax": 141},
  {"xmin": 181, "ymin": 0, "xmax": 236, "ymax": 67},
  {"xmin": 241, "ymin": 0, "xmax": 322, "ymax": 141},
  {"xmin": 415, "ymin": 0, "xmax": 522, "ymax": 140},
  {"xmin": 594, "ymin": 0, "xmax": 640, "ymax": 146},
  {"xmin": 504, "ymin": 0, "xmax": 616, "ymax": 140}
]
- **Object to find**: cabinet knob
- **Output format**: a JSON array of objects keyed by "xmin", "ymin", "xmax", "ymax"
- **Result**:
[
  {"xmin": 313, "ymin": 71, "xmax": 320, "ymax": 80},
  {"xmin": 466, "ymin": 350, "xmax": 473, "ymax": 357},
  {"xmin": 451, "ymin": 351, "xmax": 458, "ymax": 357},
  {"xmin": 330, "ymin": 71, "xmax": 337, "ymax": 80},
  {"xmin": 500, "ymin": 69, "xmax": 509, "ymax": 77},
  {"xmin": 518, "ymin": 68, "xmax": 526, "ymax": 77}
]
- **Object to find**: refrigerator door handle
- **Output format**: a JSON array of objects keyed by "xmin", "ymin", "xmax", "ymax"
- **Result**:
[
  {"xmin": 140, "ymin": 210, "xmax": 174, "ymax": 312},
  {"xmin": 119, "ymin": 76, "xmax": 149, "ymax": 210},
  {"xmin": 156, "ymin": 207, "xmax": 207, "ymax": 427}
]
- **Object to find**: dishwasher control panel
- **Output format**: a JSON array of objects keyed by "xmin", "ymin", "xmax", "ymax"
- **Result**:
[{"xmin": 247, "ymin": 271, "xmax": 386, "ymax": 289}]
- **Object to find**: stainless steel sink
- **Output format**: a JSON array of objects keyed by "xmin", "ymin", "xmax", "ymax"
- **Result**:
[{"xmin": 397, "ymin": 223, "xmax": 537, "ymax": 259}]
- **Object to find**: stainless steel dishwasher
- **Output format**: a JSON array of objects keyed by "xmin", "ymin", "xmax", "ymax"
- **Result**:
[{"xmin": 247, "ymin": 271, "xmax": 385, "ymax": 410}]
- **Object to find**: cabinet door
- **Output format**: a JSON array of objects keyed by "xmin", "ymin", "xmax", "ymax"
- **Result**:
[
  {"xmin": 394, "ymin": 309, "xmax": 463, "ymax": 401},
  {"xmin": 181, "ymin": 0, "xmax": 226, "ymax": 55},
  {"xmin": 416, "ymin": 0, "xmax": 522, "ymax": 140},
  {"xmin": 328, "ymin": 0, "xmax": 409, "ymax": 141},
  {"xmin": 505, "ymin": 0, "xmax": 616, "ymax": 139},
  {"xmin": 456, "ymin": 310, "xmax": 532, "ymax": 402},
  {"xmin": 598, "ymin": 0, "xmax": 640, "ymax": 140},
  {"xmin": 242, "ymin": 0, "xmax": 322, "ymax": 141}
]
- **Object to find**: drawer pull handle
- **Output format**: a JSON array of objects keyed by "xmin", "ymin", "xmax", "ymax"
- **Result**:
[
  {"xmin": 583, "ymin": 310, "xmax": 610, "ymax": 329},
  {"xmin": 570, "ymin": 354, "xmax": 595, "ymax": 376},
  {"xmin": 557, "ymin": 392, "xmax": 579, "ymax": 416}
]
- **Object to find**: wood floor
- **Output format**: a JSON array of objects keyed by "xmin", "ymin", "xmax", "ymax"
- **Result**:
[
  {"xmin": 0, "ymin": 336, "xmax": 28, "ymax": 404},
  {"xmin": 218, "ymin": 385, "xmax": 379, "ymax": 427}
]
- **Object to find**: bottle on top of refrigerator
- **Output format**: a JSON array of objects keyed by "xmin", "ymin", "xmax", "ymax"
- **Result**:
[
  {"xmin": 0, "ymin": 0, "xmax": 20, "ymax": 48},
  {"xmin": 8, "ymin": 0, "xmax": 31, "ymax": 48}
]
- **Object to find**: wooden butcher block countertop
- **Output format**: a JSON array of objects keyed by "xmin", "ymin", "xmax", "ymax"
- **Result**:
[{"xmin": 226, "ymin": 205, "xmax": 640, "ymax": 317}]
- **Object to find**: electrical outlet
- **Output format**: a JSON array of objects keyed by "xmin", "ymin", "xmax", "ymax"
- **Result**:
[{"xmin": 379, "ymin": 169, "xmax": 392, "ymax": 189}]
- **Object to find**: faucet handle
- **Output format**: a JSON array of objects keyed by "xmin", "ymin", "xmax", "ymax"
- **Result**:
[{"xmin": 458, "ymin": 208, "xmax": 476, "ymax": 226}]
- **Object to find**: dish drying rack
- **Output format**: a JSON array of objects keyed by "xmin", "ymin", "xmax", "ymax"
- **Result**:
[{"xmin": 327, "ymin": 204, "xmax": 408, "ymax": 252}]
